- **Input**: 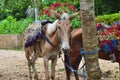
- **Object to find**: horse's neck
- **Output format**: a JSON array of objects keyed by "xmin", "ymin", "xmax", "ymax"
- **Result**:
[
  {"xmin": 71, "ymin": 28, "xmax": 82, "ymax": 38},
  {"xmin": 47, "ymin": 30, "xmax": 59, "ymax": 47},
  {"xmin": 41, "ymin": 30, "xmax": 60, "ymax": 56}
]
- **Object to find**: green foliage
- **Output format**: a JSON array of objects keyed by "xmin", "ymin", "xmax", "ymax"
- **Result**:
[
  {"xmin": 0, "ymin": 16, "xmax": 34, "ymax": 34},
  {"xmin": 0, "ymin": 0, "xmax": 32, "ymax": 20},
  {"xmin": 72, "ymin": 16, "xmax": 82, "ymax": 29},
  {"xmin": 0, "ymin": 0, "xmax": 120, "ymax": 34},
  {"xmin": 96, "ymin": 12, "xmax": 120, "ymax": 24}
]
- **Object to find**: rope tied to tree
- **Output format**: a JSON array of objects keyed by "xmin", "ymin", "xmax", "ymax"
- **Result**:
[
  {"xmin": 80, "ymin": 48, "xmax": 100, "ymax": 55},
  {"xmin": 80, "ymin": 48, "xmax": 100, "ymax": 80}
]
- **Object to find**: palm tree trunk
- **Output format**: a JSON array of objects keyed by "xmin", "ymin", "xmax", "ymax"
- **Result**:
[{"xmin": 80, "ymin": 0, "xmax": 102, "ymax": 79}]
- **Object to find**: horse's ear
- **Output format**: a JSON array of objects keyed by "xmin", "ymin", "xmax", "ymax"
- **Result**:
[
  {"xmin": 50, "ymin": 10, "xmax": 61, "ymax": 19},
  {"xmin": 69, "ymin": 11, "xmax": 80, "ymax": 20}
]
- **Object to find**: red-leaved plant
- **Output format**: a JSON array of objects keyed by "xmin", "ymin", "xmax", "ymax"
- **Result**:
[
  {"xmin": 39, "ymin": 2, "xmax": 77, "ymax": 17},
  {"xmin": 38, "ymin": 2, "xmax": 81, "ymax": 28}
]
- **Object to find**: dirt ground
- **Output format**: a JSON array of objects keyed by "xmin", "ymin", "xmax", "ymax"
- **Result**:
[{"xmin": 0, "ymin": 49, "xmax": 119, "ymax": 80}]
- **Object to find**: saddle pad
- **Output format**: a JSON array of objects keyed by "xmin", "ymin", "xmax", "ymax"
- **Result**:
[{"xmin": 24, "ymin": 22, "xmax": 43, "ymax": 48}]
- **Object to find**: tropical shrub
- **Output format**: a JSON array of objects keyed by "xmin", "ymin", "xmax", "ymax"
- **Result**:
[
  {"xmin": 0, "ymin": 16, "xmax": 34, "ymax": 34},
  {"xmin": 96, "ymin": 12, "xmax": 120, "ymax": 25}
]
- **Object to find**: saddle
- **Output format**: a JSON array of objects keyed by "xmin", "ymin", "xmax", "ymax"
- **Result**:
[
  {"xmin": 24, "ymin": 20, "xmax": 54, "ymax": 53},
  {"xmin": 97, "ymin": 22, "xmax": 120, "ymax": 62}
]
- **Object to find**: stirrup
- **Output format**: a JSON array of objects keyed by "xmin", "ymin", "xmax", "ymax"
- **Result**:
[{"xmin": 110, "ymin": 53, "xmax": 116, "ymax": 63}]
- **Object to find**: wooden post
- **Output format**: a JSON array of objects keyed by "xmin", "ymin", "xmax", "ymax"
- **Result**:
[{"xmin": 34, "ymin": 0, "xmax": 38, "ymax": 21}]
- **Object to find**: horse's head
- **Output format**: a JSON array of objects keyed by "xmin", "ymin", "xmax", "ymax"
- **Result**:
[
  {"xmin": 51, "ymin": 10, "xmax": 79, "ymax": 54},
  {"xmin": 56, "ymin": 19, "xmax": 72, "ymax": 53}
]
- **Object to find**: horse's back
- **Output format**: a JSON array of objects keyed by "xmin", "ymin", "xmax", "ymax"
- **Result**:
[{"xmin": 70, "ymin": 28, "xmax": 83, "ymax": 64}]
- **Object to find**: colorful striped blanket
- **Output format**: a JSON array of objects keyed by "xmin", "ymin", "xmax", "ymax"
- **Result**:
[{"xmin": 96, "ymin": 22, "xmax": 120, "ymax": 53}]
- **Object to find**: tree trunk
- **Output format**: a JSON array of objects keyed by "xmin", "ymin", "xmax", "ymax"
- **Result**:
[{"xmin": 80, "ymin": 0, "xmax": 102, "ymax": 79}]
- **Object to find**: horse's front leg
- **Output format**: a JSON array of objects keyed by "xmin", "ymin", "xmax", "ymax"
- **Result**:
[
  {"xmin": 44, "ymin": 57, "xmax": 50, "ymax": 80},
  {"xmin": 51, "ymin": 57, "xmax": 57, "ymax": 80}
]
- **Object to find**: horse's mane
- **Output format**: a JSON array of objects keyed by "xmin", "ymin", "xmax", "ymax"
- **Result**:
[{"xmin": 47, "ymin": 20, "xmax": 58, "ymax": 34}]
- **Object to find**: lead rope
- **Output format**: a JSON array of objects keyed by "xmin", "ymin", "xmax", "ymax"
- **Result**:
[
  {"xmin": 81, "ymin": 52, "xmax": 87, "ymax": 80},
  {"xmin": 59, "ymin": 51, "xmax": 87, "ymax": 80},
  {"xmin": 80, "ymin": 48, "xmax": 100, "ymax": 80}
]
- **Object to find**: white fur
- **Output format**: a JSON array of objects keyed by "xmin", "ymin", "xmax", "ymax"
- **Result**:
[
  {"xmin": 61, "ymin": 41, "xmax": 70, "ymax": 50},
  {"xmin": 61, "ymin": 13, "xmax": 69, "ymax": 20},
  {"xmin": 47, "ymin": 20, "xmax": 58, "ymax": 34}
]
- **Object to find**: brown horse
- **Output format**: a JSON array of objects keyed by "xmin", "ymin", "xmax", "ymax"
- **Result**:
[
  {"xmin": 22, "ymin": 10, "xmax": 79, "ymax": 80},
  {"xmin": 64, "ymin": 28, "xmax": 120, "ymax": 80}
]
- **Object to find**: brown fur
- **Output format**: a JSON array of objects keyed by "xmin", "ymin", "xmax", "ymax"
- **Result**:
[
  {"xmin": 22, "ymin": 20, "xmax": 72, "ymax": 80},
  {"xmin": 22, "ymin": 10, "xmax": 79, "ymax": 80},
  {"xmin": 65, "ymin": 28, "xmax": 120, "ymax": 80}
]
